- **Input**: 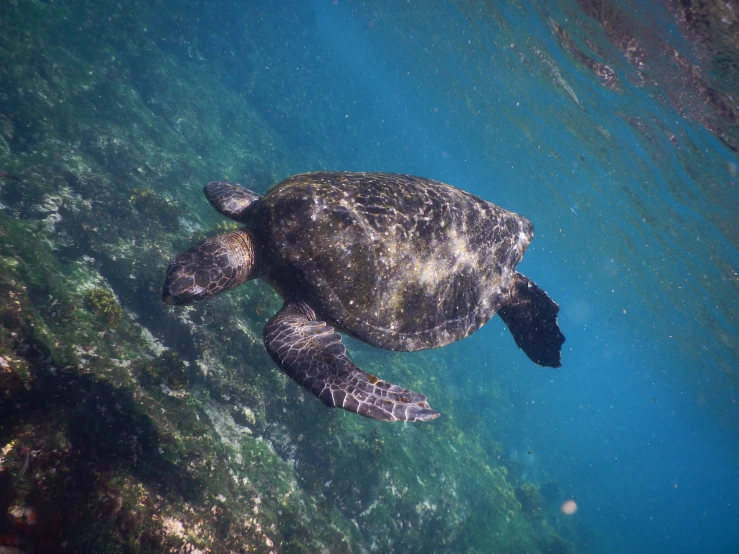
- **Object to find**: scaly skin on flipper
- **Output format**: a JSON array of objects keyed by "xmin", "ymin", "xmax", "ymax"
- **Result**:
[{"xmin": 263, "ymin": 300, "xmax": 440, "ymax": 422}]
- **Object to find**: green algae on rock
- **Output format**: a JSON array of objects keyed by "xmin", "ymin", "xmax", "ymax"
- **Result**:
[
  {"xmin": 85, "ymin": 286, "xmax": 123, "ymax": 327},
  {"xmin": 138, "ymin": 349, "xmax": 191, "ymax": 391}
]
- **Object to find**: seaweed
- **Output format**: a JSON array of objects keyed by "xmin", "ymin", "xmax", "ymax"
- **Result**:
[{"xmin": 85, "ymin": 287, "xmax": 123, "ymax": 327}]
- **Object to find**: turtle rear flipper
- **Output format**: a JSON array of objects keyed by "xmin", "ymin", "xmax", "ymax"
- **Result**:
[
  {"xmin": 264, "ymin": 300, "xmax": 440, "ymax": 422},
  {"xmin": 204, "ymin": 181, "xmax": 261, "ymax": 223},
  {"xmin": 498, "ymin": 272, "xmax": 565, "ymax": 367}
]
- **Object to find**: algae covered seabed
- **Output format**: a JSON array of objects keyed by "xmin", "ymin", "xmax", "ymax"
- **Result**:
[
  {"xmin": 1, "ymin": 0, "xmax": 737, "ymax": 553},
  {"xmin": 0, "ymin": 2, "xmax": 581, "ymax": 553}
]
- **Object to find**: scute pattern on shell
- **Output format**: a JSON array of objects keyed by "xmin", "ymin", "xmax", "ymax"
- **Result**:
[{"xmin": 261, "ymin": 172, "xmax": 533, "ymax": 351}]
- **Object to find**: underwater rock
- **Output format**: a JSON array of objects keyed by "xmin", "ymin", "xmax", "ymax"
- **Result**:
[
  {"xmin": 516, "ymin": 481, "xmax": 543, "ymax": 514},
  {"xmin": 488, "ymin": 465, "xmax": 522, "ymax": 518},
  {"xmin": 138, "ymin": 349, "xmax": 190, "ymax": 391},
  {"xmin": 129, "ymin": 187, "xmax": 181, "ymax": 231},
  {"xmin": 84, "ymin": 286, "xmax": 123, "ymax": 327}
]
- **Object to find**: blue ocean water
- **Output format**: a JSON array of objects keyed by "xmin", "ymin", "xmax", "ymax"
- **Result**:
[
  {"xmin": 1, "ymin": 0, "xmax": 736, "ymax": 552},
  {"xmin": 233, "ymin": 1, "xmax": 738, "ymax": 552}
]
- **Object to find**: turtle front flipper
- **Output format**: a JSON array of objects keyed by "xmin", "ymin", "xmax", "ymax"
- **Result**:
[
  {"xmin": 264, "ymin": 300, "xmax": 440, "ymax": 422},
  {"xmin": 497, "ymin": 272, "xmax": 566, "ymax": 367},
  {"xmin": 204, "ymin": 181, "xmax": 261, "ymax": 223}
]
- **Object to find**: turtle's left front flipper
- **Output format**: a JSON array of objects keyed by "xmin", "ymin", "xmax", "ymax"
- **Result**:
[{"xmin": 263, "ymin": 300, "xmax": 440, "ymax": 422}]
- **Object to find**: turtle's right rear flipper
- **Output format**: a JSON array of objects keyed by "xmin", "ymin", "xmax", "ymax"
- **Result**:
[
  {"xmin": 263, "ymin": 300, "xmax": 440, "ymax": 422},
  {"xmin": 498, "ymin": 272, "xmax": 565, "ymax": 367}
]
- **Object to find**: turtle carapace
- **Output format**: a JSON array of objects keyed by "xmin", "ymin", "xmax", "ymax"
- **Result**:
[{"xmin": 162, "ymin": 172, "xmax": 565, "ymax": 422}]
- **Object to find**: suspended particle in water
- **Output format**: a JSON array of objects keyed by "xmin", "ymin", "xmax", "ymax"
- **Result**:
[{"xmin": 561, "ymin": 499, "xmax": 577, "ymax": 515}]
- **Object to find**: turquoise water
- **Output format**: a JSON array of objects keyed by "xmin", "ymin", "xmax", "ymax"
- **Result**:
[
  {"xmin": 1, "ymin": 0, "xmax": 737, "ymax": 552},
  {"xmin": 240, "ymin": 1, "xmax": 739, "ymax": 551}
]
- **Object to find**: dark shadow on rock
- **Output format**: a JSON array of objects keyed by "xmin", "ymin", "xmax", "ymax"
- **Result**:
[{"xmin": 0, "ymin": 354, "xmax": 212, "ymax": 552}]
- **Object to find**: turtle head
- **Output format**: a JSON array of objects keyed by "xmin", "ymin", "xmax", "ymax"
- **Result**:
[{"xmin": 162, "ymin": 229, "xmax": 258, "ymax": 305}]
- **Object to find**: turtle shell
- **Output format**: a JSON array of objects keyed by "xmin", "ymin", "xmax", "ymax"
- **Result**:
[{"xmin": 258, "ymin": 172, "xmax": 533, "ymax": 352}]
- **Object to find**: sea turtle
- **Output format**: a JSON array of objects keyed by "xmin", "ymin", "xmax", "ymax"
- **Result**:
[{"xmin": 162, "ymin": 172, "xmax": 565, "ymax": 422}]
